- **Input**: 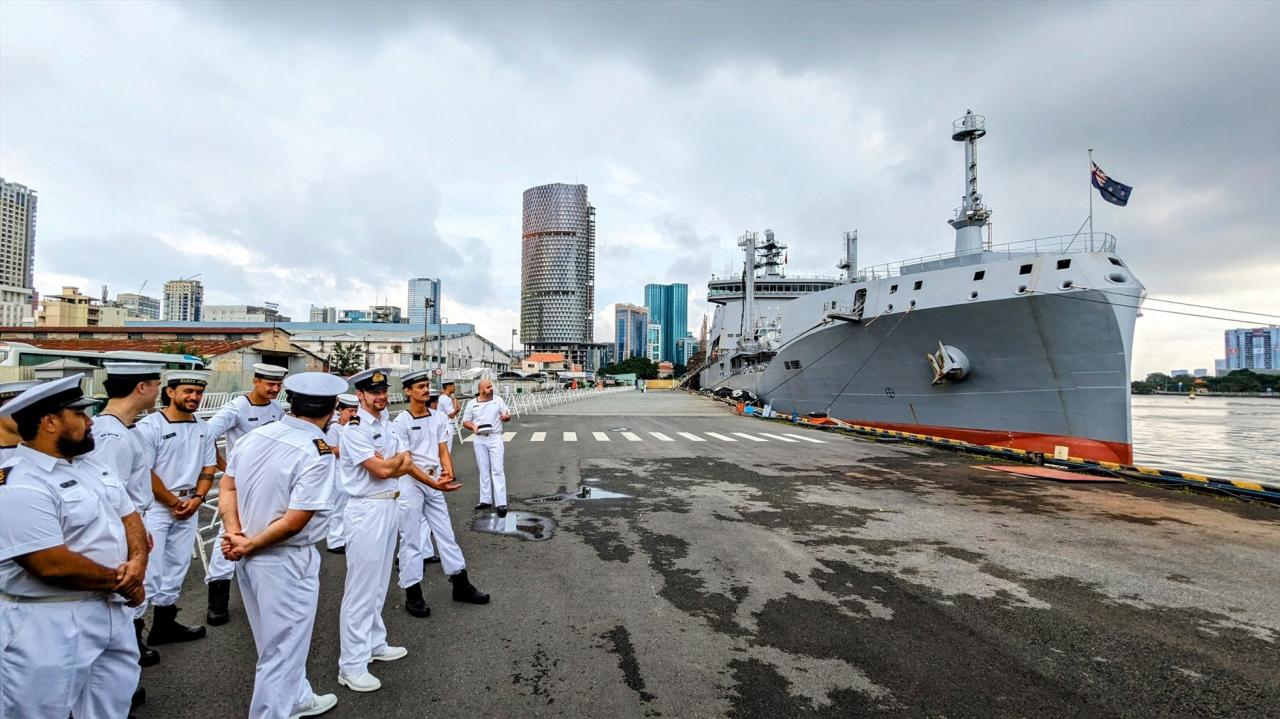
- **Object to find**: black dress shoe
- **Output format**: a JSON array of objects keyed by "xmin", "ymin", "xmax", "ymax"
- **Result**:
[
  {"xmin": 206, "ymin": 579, "xmax": 231, "ymax": 626},
  {"xmin": 404, "ymin": 584, "xmax": 431, "ymax": 618},
  {"xmin": 496, "ymin": 505, "xmax": 509, "ymax": 518},
  {"xmin": 424, "ymin": 556, "xmax": 441, "ymax": 565},
  {"xmin": 475, "ymin": 502, "xmax": 493, "ymax": 510},
  {"xmin": 326, "ymin": 545, "xmax": 346, "ymax": 555},
  {"xmin": 131, "ymin": 686, "xmax": 146, "ymax": 708},
  {"xmin": 148, "ymin": 605, "xmax": 207, "ymax": 645},
  {"xmin": 450, "ymin": 569, "xmax": 491, "ymax": 604},
  {"xmin": 134, "ymin": 618, "xmax": 160, "ymax": 667}
]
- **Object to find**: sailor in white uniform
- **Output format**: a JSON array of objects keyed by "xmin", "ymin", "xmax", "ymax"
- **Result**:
[
  {"xmin": 204, "ymin": 363, "xmax": 288, "ymax": 626},
  {"xmin": 392, "ymin": 371, "xmax": 487, "ymax": 619},
  {"xmin": 336, "ymin": 368, "xmax": 456, "ymax": 693},
  {"xmin": 218, "ymin": 372, "xmax": 346, "ymax": 719},
  {"xmin": 87, "ymin": 362, "xmax": 163, "ymax": 669},
  {"xmin": 461, "ymin": 379, "xmax": 513, "ymax": 516},
  {"xmin": 324, "ymin": 394, "xmax": 359, "ymax": 554},
  {"xmin": 134, "ymin": 370, "xmax": 217, "ymax": 645},
  {"xmin": 0, "ymin": 380, "xmax": 44, "ymax": 463},
  {"xmin": 437, "ymin": 380, "xmax": 460, "ymax": 452},
  {"xmin": 0, "ymin": 374, "xmax": 148, "ymax": 719}
]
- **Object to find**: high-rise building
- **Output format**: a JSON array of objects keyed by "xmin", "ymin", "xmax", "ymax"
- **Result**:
[
  {"xmin": 614, "ymin": 303, "xmax": 649, "ymax": 361},
  {"xmin": 116, "ymin": 292, "xmax": 161, "ymax": 320},
  {"xmin": 407, "ymin": 278, "xmax": 442, "ymax": 326},
  {"xmin": 309, "ymin": 305, "xmax": 337, "ymax": 323},
  {"xmin": 520, "ymin": 183, "xmax": 595, "ymax": 366},
  {"xmin": 163, "ymin": 279, "xmax": 204, "ymax": 322},
  {"xmin": 675, "ymin": 334, "xmax": 698, "ymax": 366},
  {"xmin": 643, "ymin": 283, "xmax": 688, "ymax": 363},
  {"xmin": 646, "ymin": 322, "xmax": 663, "ymax": 363},
  {"xmin": 1224, "ymin": 326, "xmax": 1280, "ymax": 371},
  {"xmin": 0, "ymin": 178, "xmax": 37, "ymax": 325}
]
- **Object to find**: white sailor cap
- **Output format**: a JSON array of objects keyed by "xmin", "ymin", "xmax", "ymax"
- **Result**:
[
  {"xmin": 0, "ymin": 374, "xmax": 97, "ymax": 419},
  {"xmin": 164, "ymin": 370, "xmax": 211, "ymax": 388},
  {"xmin": 0, "ymin": 380, "xmax": 45, "ymax": 408},
  {"xmin": 400, "ymin": 369, "xmax": 432, "ymax": 388},
  {"xmin": 441, "ymin": 379, "xmax": 456, "ymax": 388},
  {"xmin": 337, "ymin": 393, "xmax": 359, "ymax": 408},
  {"xmin": 104, "ymin": 362, "xmax": 163, "ymax": 380},
  {"xmin": 252, "ymin": 363, "xmax": 289, "ymax": 380},
  {"xmin": 349, "ymin": 367, "xmax": 391, "ymax": 391},
  {"xmin": 282, "ymin": 372, "xmax": 347, "ymax": 398}
]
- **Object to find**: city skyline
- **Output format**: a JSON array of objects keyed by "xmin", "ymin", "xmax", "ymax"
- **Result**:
[{"xmin": 2, "ymin": 3, "xmax": 1277, "ymax": 377}]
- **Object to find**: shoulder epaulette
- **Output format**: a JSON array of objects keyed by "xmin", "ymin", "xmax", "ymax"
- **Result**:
[
  {"xmin": 348, "ymin": 416, "xmax": 361, "ymax": 426},
  {"xmin": 313, "ymin": 438, "xmax": 334, "ymax": 456},
  {"xmin": 0, "ymin": 467, "xmax": 9, "ymax": 486}
]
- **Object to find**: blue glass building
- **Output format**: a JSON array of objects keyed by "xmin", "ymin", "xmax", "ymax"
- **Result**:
[{"xmin": 643, "ymin": 283, "xmax": 687, "ymax": 363}]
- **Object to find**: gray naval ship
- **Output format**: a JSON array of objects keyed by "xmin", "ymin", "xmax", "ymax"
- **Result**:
[{"xmin": 698, "ymin": 112, "xmax": 1146, "ymax": 464}]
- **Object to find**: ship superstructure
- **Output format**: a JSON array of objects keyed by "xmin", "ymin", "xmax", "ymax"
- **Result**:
[{"xmin": 698, "ymin": 112, "xmax": 1146, "ymax": 463}]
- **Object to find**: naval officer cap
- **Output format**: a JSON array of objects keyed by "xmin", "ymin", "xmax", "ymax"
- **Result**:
[
  {"xmin": 349, "ymin": 367, "xmax": 391, "ymax": 392},
  {"xmin": 164, "ymin": 370, "xmax": 211, "ymax": 388},
  {"xmin": 104, "ymin": 362, "xmax": 163, "ymax": 381},
  {"xmin": 0, "ymin": 379, "xmax": 45, "ymax": 408},
  {"xmin": 0, "ymin": 374, "xmax": 97, "ymax": 419},
  {"xmin": 282, "ymin": 372, "xmax": 348, "ymax": 398},
  {"xmin": 400, "ymin": 369, "xmax": 432, "ymax": 388},
  {"xmin": 252, "ymin": 363, "xmax": 289, "ymax": 381},
  {"xmin": 337, "ymin": 393, "xmax": 359, "ymax": 408}
]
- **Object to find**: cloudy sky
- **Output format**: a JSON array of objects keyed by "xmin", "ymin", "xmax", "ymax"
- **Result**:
[{"xmin": 2, "ymin": 0, "xmax": 1277, "ymax": 377}]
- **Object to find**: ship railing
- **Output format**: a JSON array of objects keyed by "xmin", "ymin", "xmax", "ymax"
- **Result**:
[{"xmin": 854, "ymin": 232, "xmax": 1117, "ymax": 280}]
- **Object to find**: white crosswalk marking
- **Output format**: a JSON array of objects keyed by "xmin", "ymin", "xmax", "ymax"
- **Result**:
[
  {"xmin": 649, "ymin": 432, "xmax": 674, "ymax": 442},
  {"xmin": 731, "ymin": 432, "xmax": 767, "ymax": 442},
  {"xmin": 781, "ymin": 432, "xmax": 826, "ymax": 444},
  {"xmin": 621, "ymin": 432, "xmax": 643, "ymax": 442},
  {"xmin": 592, "ymin": 432, "xmax": 610, "ymax": 442},
  {"xmin": 704, "ymin": 432, "xmax": 737, "ymax": 442},
  {"xmin": 531, "ymin": 432, "xmax": 546, "ymax": 442},
  {"xmin": 676, "ymin": 432, "xmax": 705, "ymax": 442},
  {"xmin": 759, "ymin": 432, "xmax": 799, "ymax": 443},
  {"xmin": 564, "ymin": 432, "xmax": 577, "ymax": 442},
  {"xmin": 503, "ymin": 432, "xmax": 516, "ymax": 442}
]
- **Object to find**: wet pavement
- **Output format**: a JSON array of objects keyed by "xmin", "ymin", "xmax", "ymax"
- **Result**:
[{"xmin": 139, "ymin": 391, "xmax": 1279, "ymax": 718}]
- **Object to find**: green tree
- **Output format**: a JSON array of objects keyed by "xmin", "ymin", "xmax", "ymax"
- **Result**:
[
  {"xmin": 158, "ymin": 342, "xmax": 212, "ymax": 366},
  {"xmin": 598, "ymin": 356, "xmax": 659, "ymax": 379},
  {"xmin": 327, "ymin": 342, "xmax": 364, "ymax": 375}
]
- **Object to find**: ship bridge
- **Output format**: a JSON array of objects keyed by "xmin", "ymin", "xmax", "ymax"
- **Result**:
[{"xmin": 707, "ymin": 275, "xmax": 842, "ymax": 305}]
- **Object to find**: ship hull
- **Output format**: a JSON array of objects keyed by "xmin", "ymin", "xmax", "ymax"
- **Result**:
[{"xmin": 707, "ymin": 289, "xmax": 1136, "ymax": 463}]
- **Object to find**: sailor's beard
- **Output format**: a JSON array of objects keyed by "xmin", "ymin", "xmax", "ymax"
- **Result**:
[{"xmin": 57, "ymin": 433, "xmax": 96, "ymax": 458}]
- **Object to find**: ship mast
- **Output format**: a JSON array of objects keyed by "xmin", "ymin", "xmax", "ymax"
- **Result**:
[
  {"xmin": 948, "ymin": 110, "xmax": 992, "ymax": 255},
  {"xmin": 737, "ymin": 230, "xmax": 758, "ymax": 344}
]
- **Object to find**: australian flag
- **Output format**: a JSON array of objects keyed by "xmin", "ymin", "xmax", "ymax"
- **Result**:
[{"xmin": 1091, "ymin": 162, "xmax": 1133, "ymax": 206}]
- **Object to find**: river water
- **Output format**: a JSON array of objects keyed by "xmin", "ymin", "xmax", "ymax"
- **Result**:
[{"xmin": 1131, "ymin": 395, "xmax": 1280, "ymax": 481}]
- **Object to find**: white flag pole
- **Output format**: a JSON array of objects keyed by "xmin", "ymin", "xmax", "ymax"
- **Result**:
[{"xmin": 1088, "ymin": 148, "xmax": 1095, "ymax": 249}]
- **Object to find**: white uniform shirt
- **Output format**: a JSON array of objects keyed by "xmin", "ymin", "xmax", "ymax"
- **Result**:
[
  {"xmin": 90, "ymin": 413, "xmax": 153, "ymax": 512},
  {"xmin": 205, "ymin": 395, "xmax": 284, "ymax": 454},
  {"xmin": 391, "ymin": 409, "xmax": 446, "ymax": 470},
  {"xmin": 437, "ymin": 395, "xmax": 457, "ymax": 434},
  {"xmin": 462, "ymin": 397, "xmax": 511, "ymax": 436},
  {"xmin": 325, "ymin": 422, "xmax": 344, "ymax": 449},
  {"xmin": 0, "ymin": 445, "xmax": 134, "ymax": 599},
  {"xmin": 0, "ymin": 445, "xmax": 18, "ymax": 464},
  {"xmin": 135, "ymin": 412, "xmax": 216, "ymax": 492},
  {"xmin": 337, "ymin": 407, "xmax": 398, "ymax": 497},
  {"xmin": 225, "ymin": 415, "xmax": 335, "ymax": 547}
]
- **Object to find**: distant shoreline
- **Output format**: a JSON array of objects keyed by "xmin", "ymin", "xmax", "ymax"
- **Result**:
[{"xmin": 1133, "ymin": 391, "xmax": 1279, "ymax": 399}]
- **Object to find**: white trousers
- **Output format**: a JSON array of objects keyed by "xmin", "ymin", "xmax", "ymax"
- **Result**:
[
  {"xmin": 0, "ymin": 599, "xmax": 139, "ymax": 719},
  {"xmin": 473, "ymin": 434, "xmax": 507, "ymax": 506},
  {"xmin": 338, "ymin": 498, "xmax": 397, "ymax": 676},
  {"xmin": 205, "ymin": 524, "xmax": 235, "ymax": 583},
  {"xmin": 397, "ymin": 477, "xmax": 465, "ymax": 588},
  {"xmin": 144, "ymin": 508, "xmax": 198, "ymax": 608},
  {"xmin": 238, "ymin": 545, "xmax": 320, "ymax": 719},
  {"xmin": 326, "ymin": 484, "xmax": 349, "ymax": 549}
]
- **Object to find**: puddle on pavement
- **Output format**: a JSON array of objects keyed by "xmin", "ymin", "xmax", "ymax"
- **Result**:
[
  {"xmin": 526, "ymin": 485, "xmax": 632, "ymax": 504},
  {"xmin": 471, "ymin": 511, "xmax": 555, "ymax": 541},
  {"xmin": 582, "ymin": 477, "xmax": 602, "ymax": 484},
  {"xmin": 609, "ymin": 427, "xmax": 630, "ymax": 432}
]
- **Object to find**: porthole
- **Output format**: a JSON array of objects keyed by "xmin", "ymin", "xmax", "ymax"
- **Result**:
[
  {"xmin": 913, "ymin": 280, "xmax": 924, "ymax": 290},
  {"xmin": 889, "ymin": 284, "xmax": 898, "ymax": 294},
  {"xmin": 1106, "ymin": 272, "xmax": 1128, "ymax": 284},
  {"xmin": 968, "ymin": 291, "xmax": 979, "ymax": 300},
  {"xmin": 1059, "ymin": 280, "xmax": 1074, "ymax": 290},
  {"xmin": 973, "ymin": 270, "xmax": 985, "ymax": 281},
  {"xmin": 1019, "ymin": 264, "xmax": 1034, "ymax": 275},
  {"xmin": 1108, "ymin": 257, "xmax": 1124, "ymax": 267},
  {"xmin": 1056, "ymin": 259, "xmax": 1072, "ymax": 270}
]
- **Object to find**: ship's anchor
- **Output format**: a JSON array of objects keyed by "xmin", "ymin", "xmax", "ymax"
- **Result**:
[{"xmin": 927, "ymin": 342, "xmax": 971, "ymax": 385}]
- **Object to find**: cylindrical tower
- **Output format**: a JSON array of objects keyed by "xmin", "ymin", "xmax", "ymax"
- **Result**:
[
  {"xmin": 520, "ymin": 183, "xmax": 596, "ymax": 347},
  {"xmin": 947, "ymin": 110, "xmax": 992, "ymax": 255}
]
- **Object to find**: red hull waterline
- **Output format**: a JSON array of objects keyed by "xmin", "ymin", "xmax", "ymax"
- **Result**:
[{"xmin": 837, "ymin": 418, "xmax": 1134, "ymax": 465}]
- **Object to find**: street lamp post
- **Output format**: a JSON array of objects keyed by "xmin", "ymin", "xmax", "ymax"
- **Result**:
[{"xmin": 422, "ymin": 298, "xmax": 435, "ymax": 373}]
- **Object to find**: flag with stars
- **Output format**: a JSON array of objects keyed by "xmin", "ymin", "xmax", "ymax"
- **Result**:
[{"xmin": 1091, "ymin": 162, "xmax": 1133, "ymax": 206}]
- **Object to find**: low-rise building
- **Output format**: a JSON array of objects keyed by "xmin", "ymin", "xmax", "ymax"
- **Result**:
[
  {"xmin": 203, "ymin": 304, "xmax": 291, "ymax": 323},
  {"xmin": 116, "ymin": 293, "xmax": 161, "ymax": 320},
  {"xmin": 37, "ymin": 287, "xmax": 127, "ymax": 327}
]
